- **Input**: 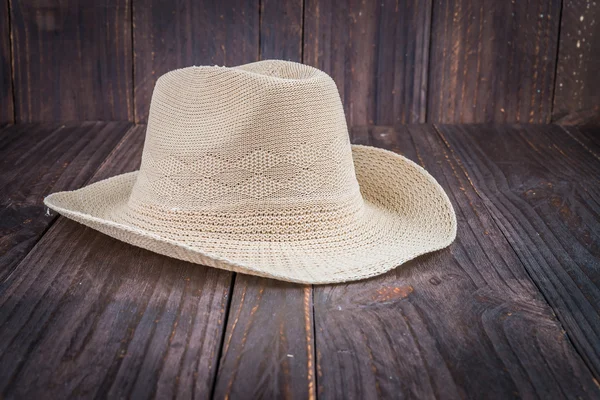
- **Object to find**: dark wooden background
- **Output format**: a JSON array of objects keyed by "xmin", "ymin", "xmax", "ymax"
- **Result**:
[{"xmin": 0, "ymin": 0, "xmax": 598, "ymax": 125}]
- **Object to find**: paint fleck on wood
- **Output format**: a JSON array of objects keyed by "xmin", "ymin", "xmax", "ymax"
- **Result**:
[
  {"xmin": 428, "ymin": 0, "xmax": 561, "ymax": 123},
  {"xmin": 553, "ymin": 0, "xmax": 600, "ymax": 121}
]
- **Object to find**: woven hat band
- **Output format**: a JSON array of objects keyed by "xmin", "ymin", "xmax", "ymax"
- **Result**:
[{"xmin": 120, "ymin": 190, "xmax": 366, "ymax": 241}]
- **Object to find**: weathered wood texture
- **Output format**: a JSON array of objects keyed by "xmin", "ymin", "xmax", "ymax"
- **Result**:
[
  {"xmin": 561, "ymin": 123, "xmax": 600, "ymax": 155},
  {"xmin": 553, "ymin": 0, "xmax": 600, "ymax": 121},
  {"xmin": 2, "ymin": 122, "xmax": 600, "ymax": 398},
  {"xmin": 214, "ymin": 3, "xmax": 311, "ymax": 393},
  {"xmin": 133, "ymin": 0, "xmax": 259, "ymax": 123},
  {"xmin": 3, "ymin": 1, "xmax": 600, "ymax": 124},
  {"xmin": 0, "ymin": 0, "xmax": 13, "ymax": 123},
  {"xmin": 9, "ymin": 0, "xmax": 133, "ymax": 122},
  {"xmin": 428, "ymin": 0, "xmax": 561, "ymax": 123},
  {"xmin": 436, "ymin": 124, "xmax": 600, "ymax": 379},
  {"xmin": 213, "ymin": 277, "xmax": 315, "ymax": 399},
  {"xmin": 260, "ymin": 0, "xmax": 303, "ymax": 61},
  {"xmin": 0, "ymin": 122, "xmax": 131, "ymax": 282},
  {"xmin": 314, "ymin": 125, "xmax": 600, "ymax": 398},
  {"xmin": 303, "ymin": 0, "xmax": 432, "ymax": 125},
  {"xmin": 0, "ymin": 125, "xmax": 234, "ymax": 399}
]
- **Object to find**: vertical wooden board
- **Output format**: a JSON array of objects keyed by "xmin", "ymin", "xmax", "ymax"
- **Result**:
[
  {"xmin": 428, "ymin": 0, "xmax": 561, "ymax": 123},
  {"xmin": 303, "ymin": 0, "xmax": 431, "ymax": 125},
  {"xmin": 553, "ymin": 0, "xmax": 600, "ymax": 121},
  {"xmin": 213, "ymin": 3, "xmax": 311, "ymax": 393},
  {"xmin": 0, "ymin": 126, "xmax": 233, "ymax": 399},
  {"xmin": 436, "ymin": 124, "xmax": 600, "ymax": 378},
  {"xmin": 313, "ymin": 125, "xmax": 600, "ymax": 398},
  {"xmin": 260, "ymin": 0, "xmax": 303, "ymax": 61},
  {"xmin": 213, "ymin": 277, "xmax": 316, "ymax": 399},
  {"xmin": 10, "ymin": 0, "xmax": 132, "ymax": 122},
  {"xmin": 0, "ymin": 122, "xmax": 131, "ymax": 281},
  {"xmin": 0, "ymin": 0, "xmax": 13, "ymax": 122},
  {"xmin": 133, "ymin": 0, "xmax": 259, "ymax": 122}
]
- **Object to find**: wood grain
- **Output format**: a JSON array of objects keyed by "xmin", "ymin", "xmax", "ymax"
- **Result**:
[
  {"xmin": 213, "ymin": 277, "xmax": 316, "ymax": 399},
  {"xmin": 0, "ymin": 125, "xmax": 234, "ymax": 399},
  {"xmin": 211, "ymin": 3, "xmax": 312, "ymax": 393},
  {"xmin": 436, "ymin": 123, "xmax": 600, "ymax": 379},
  {"xmin": 553, "ymin": 0, "xmax": 600, "ymax": 121},
  {"xmin": 260, "ymin": 0, "xmax": 303, "ymax": 61},
  {"xmin": 0, "ymin": 122, "xmax": 131, "ymax": 282},
  {"xmin": 428, "ymin": 0, "xmax": 561, "ymax": 123},
  {"xmin": 9, "ymin": 0, "xmax": 133, "ymax": 122},
  {"xmin": 0, "ymin": 0, "xmax": 13, "ymax": 123},
  {"xmin": 213, "ymin": 2, "xmax": 318, "ymax": 387},
  {"xmin": 133, "ymin": 0, "xmax": 260, "ymax": 123},
  {"xmin": 560, "ymin": 123, "xmax": 600, "ymax": 155},
  {"xmin": 303, "ymin": 0, "xmax": 431, "ymax": 125},
  {"xmin": 313, "ymin": 125, "xmax": 600, "ymax": 398}
]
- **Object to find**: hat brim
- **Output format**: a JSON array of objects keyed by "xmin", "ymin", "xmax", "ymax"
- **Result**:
[{"xmin": 44, "ymin": 145, "xmax": 457, "ymax": 284}]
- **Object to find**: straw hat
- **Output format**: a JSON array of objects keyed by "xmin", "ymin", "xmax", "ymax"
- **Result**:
[{"xmin": 45, "ymin": 60, "xmax": 456, "ymax": 284}]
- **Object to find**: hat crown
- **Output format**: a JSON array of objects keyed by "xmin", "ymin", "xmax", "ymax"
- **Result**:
[{"xmin": 128, "ymin": 61, "xmax": 363, "ymax": 238}]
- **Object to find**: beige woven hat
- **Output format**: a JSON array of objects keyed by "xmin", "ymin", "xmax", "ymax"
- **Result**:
[{"xmin": 45, "ymin": 60, "xmax": 456, "ymax": 284}]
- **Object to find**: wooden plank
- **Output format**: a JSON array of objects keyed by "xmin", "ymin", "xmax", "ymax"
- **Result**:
[
  {"xmin": 0, "ymin": 125, "xmax": 233, "ymax": 399},
  {"xmin": 0, "ymin": 121, "xmax": 131, "ymax": 282},
  {"xmin": 9, "ymin": 1, "xmax": 132, "ymax": 122},
  {"xmin": 303, "ymin": 0, "xmax": 431, "ymax": 125},
  {"xmin": 0, "ymin": 0, "xmax": 13, "ymax": 123},
  {"xmin": 260, "ymin": 0, "xmax": 303, "ymax": 61},
  {"xmin": 313, "ymin": 125, "xmax": 600, "ymax": 398},
  {"xmin": 428, "ymin": 0, "xmax": 561, "ymax": 123},
  {"xmin": 560, "ymin": 124, "xmax": 600, "ymax": 155},
  {"xmin": 553, "ymin": 0, "xmax": 600, "ymax": 122},
  {"xmin": 213, "ymin": 277, "xmax": 316, "ymax": 399},
  {"xmin": 212, "ymin": 4, "xmax": 314, "ymax": 397},
  {"xmin": 436, "ymin": 124, "xmax": 600, "ymax": 379},
  {"xmin": 133, "ymin": 0, "xmax": 260, "ymax": 123}
]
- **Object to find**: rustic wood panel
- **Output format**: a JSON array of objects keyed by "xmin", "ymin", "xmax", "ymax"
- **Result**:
[
  {"xmin": 436, "ymin": 124, "xmax": 600, "ymax": 379},
  {"xmin": 560, "ymin": 124, "xmax": 600, "ymax": 155},
  {"xmin": 313, "ymin": 125, "xmax": 600, "ymax": 398},
  {"xmin": 0, "ymin": 0, "xmax": 13, "ymax": 123},
  {"xmin": 0, "ymin": 122, "xmax": 131, "ymax": 282},
  {"xmin": 213, "ymin": 277, "xmax": 316, "ymax": 399},
  {"xmin": 260, "ymin": 0, "xmax": 303, "ymax": 61},
  {"xmin": 553, "ymin": 0, "xmax": 600, "ymax": 121},
  {"xmin": 428, "ymin": 0, "xmax": 561, "ymax": 123},
  {"xmin": 133, "ymin": 0, "xmax": 259, "ymax": 123},
  {"xmin": 303, "ymin": 0, "xmax": 431, "ymax": 125},
  {"xmin": 9, "ymin": 0, "xmax": 132, "ymax": 122},
  {"xmin": 214, "ymin": 3, "xmax": 313, "ymax": 392},
  {"xmin": 0, "ymin": 125, "xmax": 234, "ymax": 399}
]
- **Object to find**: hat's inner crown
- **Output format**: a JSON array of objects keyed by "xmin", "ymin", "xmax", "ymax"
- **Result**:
[{"xmin": 126, "ymin": 61, "xmax": 364, "ymax": 240}]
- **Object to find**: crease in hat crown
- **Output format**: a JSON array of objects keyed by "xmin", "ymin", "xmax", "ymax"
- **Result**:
[{"xmin": 127, "ymin": 60, "xmax": 365, "ymax": 241}]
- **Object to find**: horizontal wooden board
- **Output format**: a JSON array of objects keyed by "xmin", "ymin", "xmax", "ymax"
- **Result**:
[
  {"xmin": 313, "ymin": 125, "xmax": 600, "ymax": 398},
  {"xmin": 436, "ymin": 123, "xmax": 600, "ymax": 379},
  {"xmin": 428, "ymin": 0, "xmax": 561, "ymax": 123},
  {"xmin": 0, "ymin": 126, "xmax": 233, "ymax": 398},
  {"xmin": 10, "ymin": 1, "xmax": 133, "ymax": 122},
  {"xmin": 0, "ymin": 122, "xmax": 131, "ymax": 281},
  {"xmin": 560, "ymin": 124, "xmax": 600, "ymax": 155},
  {"xmin": 303, "ymin": 0, "xmax": 432, "ymax": 125},
  {"xmin": 213, "ymin": 277, "xmax": 316, "ymax": 399}
]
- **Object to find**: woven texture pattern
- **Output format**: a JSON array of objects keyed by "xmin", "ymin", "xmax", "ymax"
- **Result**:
[{"xmin": 45, "ymin": 60, "xmax": 457, "ymax": 284}]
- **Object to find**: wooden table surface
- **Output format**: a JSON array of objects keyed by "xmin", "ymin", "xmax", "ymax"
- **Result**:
[{"xmin": 0, "ymin": 122, "xmax": 599, "ymax": 399}]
